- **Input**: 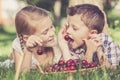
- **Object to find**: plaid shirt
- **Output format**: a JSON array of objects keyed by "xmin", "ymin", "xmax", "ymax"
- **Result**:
[{"xmin": 69, "ymin": 33, "xmax": 120, "ymax": 65}]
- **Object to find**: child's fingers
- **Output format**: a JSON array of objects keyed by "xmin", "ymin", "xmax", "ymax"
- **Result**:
[
  {"xmin": 33, "ymin": 37, "xmax": 43, "ymax": 46},
  {"xmin": 60, "ymin": 24, "xmax": 68, "ymax": 35},
  {"xmin": 26, "ymin": 35, "xmax": 43, "ymax": 48}
]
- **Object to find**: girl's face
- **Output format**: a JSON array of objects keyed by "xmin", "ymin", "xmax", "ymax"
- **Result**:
[
  {"xmin": 67, "ymin": 15, "xmax": 90, "ymax": 49},
  {"xmin": 35, "ymin": 17, "xmax": 55, "ymax": 47}
]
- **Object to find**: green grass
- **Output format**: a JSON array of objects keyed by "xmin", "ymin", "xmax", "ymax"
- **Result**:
[{"xmin": 0, "ymin": 25, "xmax": 120, "ymax": 80}]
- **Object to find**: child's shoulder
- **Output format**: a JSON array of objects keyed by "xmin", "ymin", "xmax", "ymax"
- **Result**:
[
  {"xmin": 100, "ymin": 33, "xmax": 119, "ymax": 47},
  {"xmin": 100, "ymin": 33, "xmax": 113, "ymax": 42},
  {"xmin": 12, "ymin": 37, "xmax": 23, "ymax": 54}
]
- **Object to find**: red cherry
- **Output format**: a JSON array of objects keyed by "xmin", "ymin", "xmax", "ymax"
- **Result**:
[
  {"xmin": 74, "ymin": 59, "xmax": 80, "ymax": 65},
  {"xmin": 66, "ymin": 59, "xmax": 73, "ymax": 67},
  {"xmin": 49, "ymin": 66, "xmax": 53, "ymax": 71},
  {"xmin": 70, "ymin": 66, "xmax": 76, "ymax": 70},
  {"xmin": 71, "ymin": 62, "xmax": 76, "ymax": 67},
  {"xmin": 45, "ymin": 67, "xmax": 49, "ymax": 72},
  {"xmin": 82, "ymin": 60, "xmax": 88, "ymax": 65},
  {"xmin": 45, "ymin": 66, "xmax": 53, "ymax": 72},
  {"xmin": 86, "ymin": 63, "xmax": 91, "ymax": 68},
  {"xmin": 67, "ymin": 67, "xmax": 70, "ymax": 70},
  {"xmin": 64, "ymin": 35, "xmax": 70, "ymax": 41},
  {"xmin": 64, "ymin": 67, "xmax": 68, "ymax": 71},
  {"xmin": 53, "ymin": 64, "xmax": 60, "ymax": 72},
  {"xmin": 90, "ymin": 62, "xmax": 97, "ymax": 67},
  {"xmin": 37, "ymin": 49, "xmax": 43, "ymax": 55},
  {"xmin": 58, "ymin": 60, "xmax": 65, "ymax": 66}
]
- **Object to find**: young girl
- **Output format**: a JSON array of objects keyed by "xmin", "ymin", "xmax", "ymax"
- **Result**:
[
  {"xmin": 1, "ymin": 5, "xmax": 62, "ymax": 73},
  {"xmin": 58, "ymin": 4, "xmax": 120, "ymax": 69}
]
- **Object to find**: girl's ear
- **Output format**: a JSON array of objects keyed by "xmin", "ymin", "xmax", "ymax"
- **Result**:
[
  {"xmin": 23, "ymin": 35, "xmax": 29, "ymax": 42},
  {"xmin": 90, "ymin": 29, "xmax": 98, "ymax": 34}
]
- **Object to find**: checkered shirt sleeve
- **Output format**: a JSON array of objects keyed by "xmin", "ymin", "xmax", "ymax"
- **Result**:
[{"xmin": 101, "ymin": 33, "xmax": 120, "ymax": 65}]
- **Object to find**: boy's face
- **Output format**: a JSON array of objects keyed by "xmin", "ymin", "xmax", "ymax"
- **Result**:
[
  {"xmin": 35, "ymin": 17, "xmax": 55, "ymax": 47},
  {"xmin": 67, "ymin": 15, "xmax": 90, "ymax": 49}
]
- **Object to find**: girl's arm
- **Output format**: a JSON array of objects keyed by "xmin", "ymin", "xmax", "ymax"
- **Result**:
[
  {"xmin": 57, "ymin": 25, "xmax": 72, "ymax": 61},
  {"xmin": 13, "ymin": 48, "xmax": 32, "ymax": 72}
]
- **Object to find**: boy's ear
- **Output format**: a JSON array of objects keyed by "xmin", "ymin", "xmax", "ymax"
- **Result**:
[
  {"xmin": 23, "ymin": 35, "xmax": 29, "ymax": 42},
  {"xmin": 90, "ymin": 29, "xmax": 98, "ymax": 34}
]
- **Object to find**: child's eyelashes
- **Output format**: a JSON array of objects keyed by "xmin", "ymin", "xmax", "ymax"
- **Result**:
[
  {"xmin": 41, "ymin": 26, "xmax": 54, "ymax": 35},
  {"xmin": 73, "ymin": 27, "xmax": 78, "ymax": 31},
  {"xmin": 50, "ymin": 26, "xmax": 54, "ymax": 29},
  {"xmin": 72, "ymin": 26, "xmax": 78, "ymax": 31},
  {"xmin": 42, "ymin": 30, "xmax": 48, "ymax": 35}
]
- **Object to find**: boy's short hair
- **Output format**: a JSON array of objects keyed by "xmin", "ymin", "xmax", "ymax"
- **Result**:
[{"xmin": 67, "ymin": 4, "xmax": 105, "ymax": 33}]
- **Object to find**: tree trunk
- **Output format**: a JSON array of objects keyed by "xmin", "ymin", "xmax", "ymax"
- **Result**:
[
  {"xmin": 69, "ymin": 0, "xmax": 109, "ymax": 34},
  {"xmin": 54, "ymin": 0, "xmax": 61, "ymax": 26}
]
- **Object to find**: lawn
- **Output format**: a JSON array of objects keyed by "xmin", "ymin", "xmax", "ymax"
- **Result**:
[{"xmin": 0, "ymin": 25, "xmax": 120, "ymax": 80}]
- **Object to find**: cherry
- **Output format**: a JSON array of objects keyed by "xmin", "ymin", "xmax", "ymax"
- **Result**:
[
  {"xmin": 71, "ymin": 62, "xmax": 76, "ymax": 67},
  {"xmin": 37, "ymin": 49, "xmax": 43, "ymax": 55},
  {"xmin": 86, "ymin": 63, "xmax": 91, "ymax": 68},
  {"xmin": 63, "ymin": 67, "xmax": 67, "ymax": 71},
  {"xmin": 53, "ymin": 64, "xmax": 60, "ymax": 72},
  {"xmin": 45, "ymin": 65, "xmax": 53, "ymax": 72},
  {"xmin": 66, "ymin": 59, "xmax": 73, "ymax": 67},
  {"xmin": 90, "ymin": 62, "xmax": 97, "ymax": 67},
  {"xmin": 74, "ymin": 59, "xmax": 80, "ymax": 65},
  {"xmin": 70, "ymin": 66, "xmax": 76, "ymax": 70},
  {"xmin": 58, "ymin": 60, "xmax": 65, "ymax": 66},
  {"xmin": 82, "ymin": 60, "xmax": 88, "ymax": 65},
  {"xmin": 67, "ymin": 67, "xmax": 70, "ymax": 70},
  {"xmin": 74, "ymin": 59, "xmax": 80, "ymax": 63},
  {"xmin": 64, "ymin": 35, "xmax": 70, "ymax": 41}
]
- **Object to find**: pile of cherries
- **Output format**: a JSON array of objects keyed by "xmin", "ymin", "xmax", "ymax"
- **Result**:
[{"xmin": 45, "ymin": 59, "xmax": 98, "ymax": 72}]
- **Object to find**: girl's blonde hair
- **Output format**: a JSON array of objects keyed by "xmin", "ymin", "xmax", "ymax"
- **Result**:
[{"xmin": 15, "ymin": 5, "xmax": 54, "ymax": 67}]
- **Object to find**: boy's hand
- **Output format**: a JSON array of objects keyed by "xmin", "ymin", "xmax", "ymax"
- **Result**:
[
  {"xmin": 26, "ymin": 35, "xmax": 43, "ymax": 48},
  {"xmin": 83, "ymin": 34, "xmax": 102, "ymax": 62},
  {"xmin": 84, "ymin": 34, "xmax": 102, "ymax": 53}
]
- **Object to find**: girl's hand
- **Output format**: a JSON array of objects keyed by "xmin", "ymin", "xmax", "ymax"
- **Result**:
[
  {"xmin": 58, "ymin": 24, "xmax": 68, "ymax": 43},
  {"xmin": 26, "ymin": 35, "xmax": 43, "ymax": 48},
  {"xmin": 57, "ymin": 24, "xmax": 72, "ymax": 61}
]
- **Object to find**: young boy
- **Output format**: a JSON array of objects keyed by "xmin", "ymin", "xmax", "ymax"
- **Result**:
[{"xmin": 58, "ymin": 4, "xmax": 120, "ymax": 69}]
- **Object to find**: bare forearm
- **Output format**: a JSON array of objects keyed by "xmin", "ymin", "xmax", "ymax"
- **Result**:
[
  {"xmin": 84, "ymin": 50, "xmax": 93, "ymax": 63},
  {"xmin": 14, "ymin": 49, "xmax": 32, "ymax": 72},
  {"xmin": 21, "ymin": 48, "xmax": 32, "ymax": 72},
  {"xmin": 58, "ymin": 43, "xmax": 72, "ymax": 61}
]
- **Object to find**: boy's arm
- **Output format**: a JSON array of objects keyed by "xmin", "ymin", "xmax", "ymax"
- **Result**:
[
  {"xmin": 83, "ymin": 36, "xmax": 102, "ymax": 63},
  {"xmin": 97, "ymin": 46, "xmax": 117, "ymax": 69}
]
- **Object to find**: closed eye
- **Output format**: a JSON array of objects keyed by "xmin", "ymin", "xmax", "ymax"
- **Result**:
[{"xmin": 42, "ymin": 29, "xmax": 48, "ymax": 35}]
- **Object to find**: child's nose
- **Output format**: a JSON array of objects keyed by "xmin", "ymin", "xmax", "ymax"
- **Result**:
[
  {"xmin": 66, "ymin": 26, "xmax": 72, "ymax": 34},
  {"xmin": 49, "ymin": 28, "xmax": 55, "ymax": 36}
]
